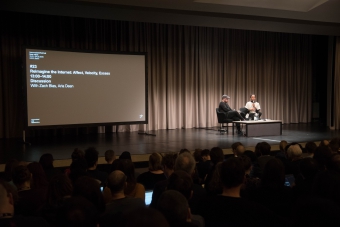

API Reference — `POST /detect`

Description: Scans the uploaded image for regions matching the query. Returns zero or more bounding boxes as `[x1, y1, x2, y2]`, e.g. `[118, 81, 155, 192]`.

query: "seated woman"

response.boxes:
[137, 153, 167, 190]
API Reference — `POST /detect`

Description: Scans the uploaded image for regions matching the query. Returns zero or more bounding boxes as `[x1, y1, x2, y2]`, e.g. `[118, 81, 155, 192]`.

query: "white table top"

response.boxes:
[232, 120, 282, 124]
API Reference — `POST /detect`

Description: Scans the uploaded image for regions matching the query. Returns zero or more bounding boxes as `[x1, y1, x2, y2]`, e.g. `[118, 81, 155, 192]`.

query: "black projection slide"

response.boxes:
[25, 48, 147, 127]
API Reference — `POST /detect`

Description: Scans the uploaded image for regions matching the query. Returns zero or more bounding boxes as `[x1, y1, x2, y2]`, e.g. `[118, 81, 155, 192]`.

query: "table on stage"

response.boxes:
[233, 120, 282, 137]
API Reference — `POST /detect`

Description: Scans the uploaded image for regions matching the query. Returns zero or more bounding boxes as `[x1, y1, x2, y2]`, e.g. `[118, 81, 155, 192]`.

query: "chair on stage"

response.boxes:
[216, 108, 234, 134]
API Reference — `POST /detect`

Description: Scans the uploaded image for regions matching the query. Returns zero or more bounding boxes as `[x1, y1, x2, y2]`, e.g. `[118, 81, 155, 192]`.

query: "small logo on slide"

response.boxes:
[31, 119, 40, 124]
[139, 115, 143, 119]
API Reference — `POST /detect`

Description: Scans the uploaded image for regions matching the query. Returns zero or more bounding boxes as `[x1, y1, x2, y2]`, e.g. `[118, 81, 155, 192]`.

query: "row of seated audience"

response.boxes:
[1, 137, 340, 226]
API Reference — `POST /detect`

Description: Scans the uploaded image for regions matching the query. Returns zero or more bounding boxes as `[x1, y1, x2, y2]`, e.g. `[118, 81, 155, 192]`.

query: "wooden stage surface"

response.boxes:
[1, 123, 339, 170]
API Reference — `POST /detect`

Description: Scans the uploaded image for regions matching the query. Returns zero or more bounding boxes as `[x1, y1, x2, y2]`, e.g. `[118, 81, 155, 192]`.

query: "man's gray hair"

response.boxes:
[222, 95, 230, 99]
[174, 152, 196, 175]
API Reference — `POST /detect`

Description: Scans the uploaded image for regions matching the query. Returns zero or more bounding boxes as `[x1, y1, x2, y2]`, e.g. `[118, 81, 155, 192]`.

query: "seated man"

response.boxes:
[245, 94, 262, 120]
[100, 170, 145, 227]
[219, 94, 244, 135]
[84, 147, 108, 186]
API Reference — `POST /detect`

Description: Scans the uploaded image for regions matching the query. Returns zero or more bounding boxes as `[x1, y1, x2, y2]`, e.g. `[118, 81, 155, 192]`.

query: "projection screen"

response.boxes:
[24, 48, 147, 127]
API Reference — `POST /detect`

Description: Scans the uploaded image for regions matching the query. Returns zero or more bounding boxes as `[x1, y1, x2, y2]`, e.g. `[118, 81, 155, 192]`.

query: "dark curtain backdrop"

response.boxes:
[0, 11, 313, 138]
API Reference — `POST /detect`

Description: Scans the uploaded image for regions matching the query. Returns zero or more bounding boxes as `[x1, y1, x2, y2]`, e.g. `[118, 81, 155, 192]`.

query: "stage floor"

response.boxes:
[1, 123, 339, 167]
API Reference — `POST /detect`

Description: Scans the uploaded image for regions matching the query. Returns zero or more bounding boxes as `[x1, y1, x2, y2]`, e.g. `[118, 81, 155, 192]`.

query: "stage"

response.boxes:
[0, 123, 339, 170]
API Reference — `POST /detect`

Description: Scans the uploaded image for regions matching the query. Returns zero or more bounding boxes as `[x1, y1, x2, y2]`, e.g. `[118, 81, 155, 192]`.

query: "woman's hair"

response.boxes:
[39, 153, 54, 170]
[208, 162, 223, 194]
[119, 151, 132, 160]
[161, 153, 177, 170]
[149, 153, 163, 171]
[193, 149, 202, 162]
[69, 158, 88, 184]
[210, 147, 224, 165]
[71, 148, 85, 161]
[12, 165, 31, 186]
[279, 140, 288, 153]
[27, 162, 49, 189]
[47, 174, 73, 206]
[305, 142, 317, 154]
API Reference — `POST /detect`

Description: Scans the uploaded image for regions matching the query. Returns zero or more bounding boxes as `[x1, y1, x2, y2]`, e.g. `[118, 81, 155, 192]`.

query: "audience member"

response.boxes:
[71, 148, 85, 161]
[119, 151, 132, 160]
[39, 153, 61, 182]
[313, 145, 332, 171]
[105, 149, 116, 164]
[276, 140, 289, 170]
[0, 180, 49, 227]
[206, 162, 223, 195]
[157, 190, 196, 227]
[193, 149, 202, 163]
[256, 142, 274, 173]
[137, 152, 167, 190]
[73, 176, 106, 214]
[41, 174, 73, 226]
[304, 141, 317, 157]
[319, 139, 329, 147]
[12, 165, 46, 216]
[201, 149, 210, 162]
[162, 153, 177, 178]
[110, 159, 145, 199]
[285, 143, 303, 177]
[101, 170, 145, 227]
[231, 142, 245, 157]
[123, 207, 170, 227]
[243, 150, 261, 178]
[150, 153, 177, 208]
[311, 170, 340, 206]
[205, 147, 224, 192]
[57, 196, 99, 227]
[239, 155, 260, 198]
[84, 147, 108, 186]
[27, 162, 49, 193]
[328, 153, 340, 172]
[249, 158, 293, 219]
[167, 170, 204, 227]
[209, 147, 224, 165]
[293, 158, 319, 200]
[329, 137, 340, 153]
[68, 157, 88, 184]
[174, 152, 196, 175]
[174, 152, 206, 214]
[98, 149, 116, 174]
[150, 152, 205, 214]
[3, 159, 19, 189]
[197, 157, 284, 227]
[290, 197, 340, 227]
[179, 148, 190, 154]
[279, 140, 288, 153]
[64, 148, 85, 177]
[196, 149, 213, 184]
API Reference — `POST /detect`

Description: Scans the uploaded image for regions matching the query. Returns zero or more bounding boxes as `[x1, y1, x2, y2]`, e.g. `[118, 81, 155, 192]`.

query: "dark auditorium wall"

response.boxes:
[0, 11, 328, 138]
